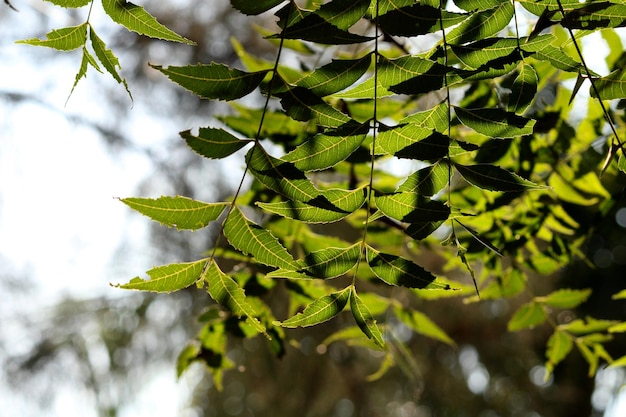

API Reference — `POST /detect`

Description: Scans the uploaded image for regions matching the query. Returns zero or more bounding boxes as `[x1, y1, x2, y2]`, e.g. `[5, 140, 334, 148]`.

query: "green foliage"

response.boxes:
[25, 0, 626, 391]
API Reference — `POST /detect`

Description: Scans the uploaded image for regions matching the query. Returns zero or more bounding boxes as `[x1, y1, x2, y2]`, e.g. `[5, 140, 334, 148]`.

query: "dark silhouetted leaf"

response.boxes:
[181, 127, 252, 159]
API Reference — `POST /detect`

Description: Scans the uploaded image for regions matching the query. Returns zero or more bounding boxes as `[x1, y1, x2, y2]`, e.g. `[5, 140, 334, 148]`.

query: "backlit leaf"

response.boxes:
[446, 2, 514, 45]
[508, 301, 547, 331]
[273, 12, 373, 45]
[592, 68, 626, 100]
[375, 192, 450, 223]
[181, 127, 251, 159]
[280, 86, 353, 127]
[115, 259, 206, 292]
[152, 63, 268, 100]
[230, 0, 285, 15]
[536, 288, 592, 309]
[121, 196, 228, 230]
[454, 163, 542, 192]
[397, 161, 449, 196]
[89, 26, 131, 99]
[314, 0, 371, 30]
[44, 0, 91, 6]
[507, 63, 538, 114]
[300, 243, 361, 278]
[224, 206, 299, 270]
[545, 330, 574, 376]
[534, 46, 585, 74]
[17, 24, 87, 51]
[279, 287, 351, 327]
[295, 55, 371, 96]
[102, 0, 194, 44]
[366, 245, 449, 290]
[559, 317, 618, 336]
[376, 124, 450, 160]
[351, 288, 385, 348]
[377, 4, 466, 37]
[394, 306, 454, 345]
[455, 107, 536, 138]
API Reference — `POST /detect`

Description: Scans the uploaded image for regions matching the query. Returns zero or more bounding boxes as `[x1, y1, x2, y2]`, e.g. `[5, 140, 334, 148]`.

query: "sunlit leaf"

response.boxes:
[592, 68, 626, 100]
[508, 301, 547, 331]
[536, 288, 592, 309]
[44, 0, 91, 6]
[394, 306, 455, 345]
[17, 24, 87, 51]
[375, 192, 450, 223]
[300, 243, 361, 278]
[152, 63, 268, 100]
[454, 163, 542, 192]
[534, 46, 585, 74]
[559, 317, 618, 336]
[280, 86, 354, 127]
[181, 127, 252, 159]
[545, 330, 573, 377]
[224, 206, 299, 270]
[397, 161, 449, 196]
[230, 0, 285, 15]
[446, 2, 514, 45]
[377, 4, 466, 37]
[279, 287, 351, 327]
[454, 107, 535, 138]
[507, 63, 537, 114]
[273, 11, 373, 44]
[114, 259, 206, 292]
[102, 0, 194, 44]
[314, 0, 371, 30]
[366, 245, 450, 290]
[295, 55, 371, 96]
[204, 261, 266, 335]
[453, 0, 507, 12]
[351, 288, 385, 348]
[89, 26, 132, 99]
[375, 124, 450, 160]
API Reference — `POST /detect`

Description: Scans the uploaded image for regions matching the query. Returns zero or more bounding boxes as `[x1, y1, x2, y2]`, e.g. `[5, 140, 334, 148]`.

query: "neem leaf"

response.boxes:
[454, 163, 542, 192]
[204, 261, 266, 335]
[114, 259, 206, 292]
[282, 122, 368, 171]
[256, 187, 366, 224]
[68, 47, 101, 100]
[394, 306, 455, 345]
[230, 0, 285, 15]
[89, 26, 132, 99]
[246, 145, 321, 202]
[351, 289, 385, 348]
[397, 162, 449, 196]
[592, 68, 626, 100]
[375, 125, 450, 160]
[507, 63, 537, 114]
[224, 206, 299, 270]
[280, 86, 353, 127]
[446, 1, 514, 45]
[366, 245, 449, 290]
[121, 196, 228, 230]
[101, 0, 195, 44]
[295, 55, 372, 96]
[17, 24, 87, 51]
[536, 288, 592, 309]
[300, 243, 361, 279]
[508, 301, 547, 331]
[375, 192, 450, 223]
[274, 13, 374, 45]
[44, 0, 91, 6]
[152, 63, 268, 100]
[454, 107, 535, 138]
[279, 287, 351, 327]
[545, 330, 574, 376]
[377, 4, 467, 37]
[315, 0, 371, 30]
[181, 127, 252, 159]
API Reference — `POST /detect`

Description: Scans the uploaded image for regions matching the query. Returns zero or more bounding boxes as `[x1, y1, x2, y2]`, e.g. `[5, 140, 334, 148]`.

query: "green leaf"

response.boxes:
[375, 125, 450, 160]
[592, 68, 626, 100]
[89, 26, 132, 99]
[121, 196, 228, 230]
[230, 0, 285, 15]
[394, 306, 455, 345]
[101, 0, 194, 44]
[204, 261, 266, 335]
[274, 12, 373, 45]
[397, 161, 449, 196]
[300, 243, 361, 278]
[454, 163, 542, 192]
[375, 192, 450, 223]
[612, 289, 626, 300]
[534, 46, 585, 74]
[17, 24, 87, 51]
[508, 302, 547, 331]
[180, 128, 251, 159]
[366, 245, 450, 290]
[455, 220, 503, 257]
[454, 107, 536, 138]
[257, 187, 366, 224]
[446, 2, 514, 45]
[507, 63, 538, 114]
[279, 287, 351, 327]
[314, 0, 371, 30]
[295, 55, 372, 96]
[224, 206, 299, 270]
[152, 63, 268, 100]
[536, 288, 592, 309]
[282, 122, 368, 171]
[44, 0, 91, 6]
[609, 355, 626, 368]
[114, 259, 206, 292]
[68, 47, 101, 99]
[559, 317, 618, 336]
[351, 288, 385, 348]
[246, 145, 321, 202]
[545, 330, 574, 376]
[280, 86, 353, 127]
[399, 102, 450, 132]
[377, 4, 467, 37]
[452, 35, 554, 70]
[176, 341, 201, 378]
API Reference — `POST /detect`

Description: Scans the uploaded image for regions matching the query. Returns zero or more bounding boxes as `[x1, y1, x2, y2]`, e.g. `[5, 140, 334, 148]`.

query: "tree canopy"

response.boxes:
[12, 0, 626, 414]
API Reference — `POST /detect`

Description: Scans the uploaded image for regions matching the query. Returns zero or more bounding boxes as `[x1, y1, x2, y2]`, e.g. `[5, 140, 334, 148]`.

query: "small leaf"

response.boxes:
[279, 287, 351, 327]
[114, 259, 206, 292]
[507, 63, 538, 114]
[350, 288, 385, 348]
[375, 124, 450, 160]
[224, 206, 299, 270]
[17, 24, 87, 51]
[314, 0, 371, 30]
[366, 245, 450, 290]
[101, 0, 195, 44]
[397, 161, 449, 196]
[295, 55, 371, 96]
[181, 127, 251, 159]
[454, 107, 536, 138]
[300, 244, 361, 278]
[89, 26, 132, 99]
[394, 306, 455, 345]
[446, 2, 514, 45]
[274, 13, 374, 45]
[68, 47, 101, 100]
[592, 68, 626, 100]
[545, 330, 574, 376]
[455, 220, 503, 257]
[559, 317, 618, 335]
[44, 0, 91, 6]
[375, 192, 450, 223]
[121, 196, 228, 230]
[612, 289, 626, 300]
[508, 301, 547, 331]
[246, 145, 321, 202]
[230, 0, 285, 15]
[152, 63, 268, 100]
[536, 288, 592, 309]
[454, 163, 542, 192]
[282, 122, 368, 171]
[204, 261, 266, 335]
[280, 86, 353, 128]
[609, 355, 626, 368]
[377, 4, 466, 37]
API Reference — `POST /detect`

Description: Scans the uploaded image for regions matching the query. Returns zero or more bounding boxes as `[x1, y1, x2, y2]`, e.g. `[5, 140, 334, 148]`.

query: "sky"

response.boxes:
[1, 1, 626, 417]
